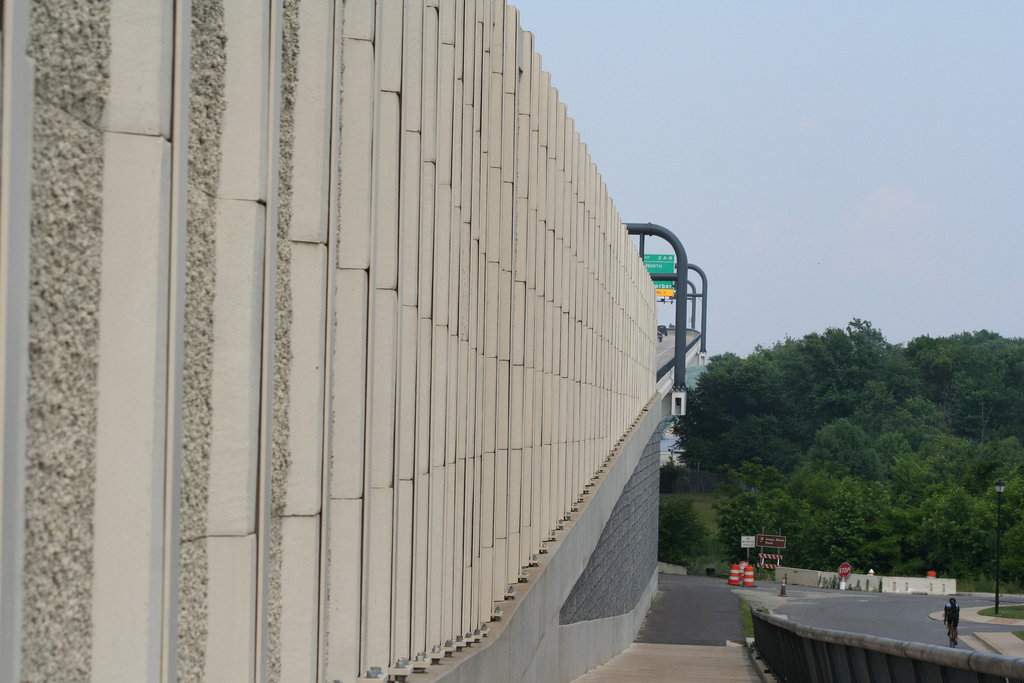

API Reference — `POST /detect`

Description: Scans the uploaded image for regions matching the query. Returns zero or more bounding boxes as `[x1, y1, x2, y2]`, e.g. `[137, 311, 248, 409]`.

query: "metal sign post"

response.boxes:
[626, 223, 689, 391]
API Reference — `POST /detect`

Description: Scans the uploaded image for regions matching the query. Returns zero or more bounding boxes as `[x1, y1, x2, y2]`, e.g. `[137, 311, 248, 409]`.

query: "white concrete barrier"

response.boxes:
[776, 566, 957, 595]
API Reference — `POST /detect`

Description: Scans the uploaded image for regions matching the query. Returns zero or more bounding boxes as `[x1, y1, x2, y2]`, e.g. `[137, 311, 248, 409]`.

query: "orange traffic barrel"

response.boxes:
[728, 564, 741, 586]
[742, 564, 755, 587]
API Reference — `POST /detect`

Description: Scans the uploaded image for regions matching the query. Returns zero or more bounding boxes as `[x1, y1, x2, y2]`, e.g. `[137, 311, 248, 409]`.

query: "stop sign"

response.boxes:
[838, 562, 852, 579]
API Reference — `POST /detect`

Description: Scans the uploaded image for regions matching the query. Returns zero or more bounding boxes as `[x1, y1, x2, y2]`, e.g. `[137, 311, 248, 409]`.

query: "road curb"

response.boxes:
[746, 639, 780, 683]
[973, 631, 1024, 658]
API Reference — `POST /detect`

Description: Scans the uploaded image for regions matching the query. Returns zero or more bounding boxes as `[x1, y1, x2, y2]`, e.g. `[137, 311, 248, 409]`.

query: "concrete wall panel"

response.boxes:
[367, 290, 399, 489]
[285, 242, 328, 515]
[205, 535, 257, 681]
[290, 0, 335, 243]
[400, 132, 422, 304]
[220, 0, 270, 200]
[344, 0, 376, 40]
[105, 0, 173, 136]
[208, 199, 266, 535]
[338, 37, 374, 269]
[396, 304, 420, 481]
[377, 0, 404, 93]
[332, 269, 369, 498]
[90, 129, 171, 681]
[421, 6, 440, 162]
[278, 515, 321, 681]
[374, 92, 402, 290]
[326, 498, 363, 679]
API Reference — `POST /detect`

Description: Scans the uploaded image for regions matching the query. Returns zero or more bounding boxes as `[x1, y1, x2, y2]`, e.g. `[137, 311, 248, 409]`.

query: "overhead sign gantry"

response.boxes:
[627, 223, 707, 415]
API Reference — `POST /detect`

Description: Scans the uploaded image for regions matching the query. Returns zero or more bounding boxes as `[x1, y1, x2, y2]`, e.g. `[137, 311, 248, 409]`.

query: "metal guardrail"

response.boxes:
[752, 607, 1024, 683]
[655, 329, 701, 381]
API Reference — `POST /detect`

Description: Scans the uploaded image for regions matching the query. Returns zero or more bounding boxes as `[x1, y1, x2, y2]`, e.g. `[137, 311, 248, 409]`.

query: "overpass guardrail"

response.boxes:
[656, 329, 702, 382]
[752, 607, 1024, 683]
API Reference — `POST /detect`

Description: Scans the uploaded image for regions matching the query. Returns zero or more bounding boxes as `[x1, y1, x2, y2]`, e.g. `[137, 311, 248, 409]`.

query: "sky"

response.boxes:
[511, 1, 1024, 357]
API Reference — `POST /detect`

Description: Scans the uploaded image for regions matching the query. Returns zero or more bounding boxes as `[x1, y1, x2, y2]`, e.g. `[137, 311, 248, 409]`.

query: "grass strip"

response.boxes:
[978, 605, 1024, 619]
[741, 599, 755, 640]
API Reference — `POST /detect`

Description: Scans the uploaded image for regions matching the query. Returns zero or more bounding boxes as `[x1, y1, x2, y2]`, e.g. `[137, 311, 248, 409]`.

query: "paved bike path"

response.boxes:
[636, 574, 747, 645]
[572, 574, 762, 682]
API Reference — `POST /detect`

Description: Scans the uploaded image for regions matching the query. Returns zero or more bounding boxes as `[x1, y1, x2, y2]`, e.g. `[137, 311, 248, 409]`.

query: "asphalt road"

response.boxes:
[734, 582, 1024, 651]
[655, 331, 675, 367]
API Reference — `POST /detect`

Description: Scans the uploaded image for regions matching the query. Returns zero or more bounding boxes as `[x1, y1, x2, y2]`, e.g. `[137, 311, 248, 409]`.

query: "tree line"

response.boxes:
[672, 320, 1024, 581]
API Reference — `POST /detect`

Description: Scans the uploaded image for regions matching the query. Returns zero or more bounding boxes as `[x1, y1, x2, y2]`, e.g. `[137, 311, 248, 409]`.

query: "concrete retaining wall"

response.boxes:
[559, 424, 660, 625]
[423, 393, 668, 682]
[0, 2, 661, 681]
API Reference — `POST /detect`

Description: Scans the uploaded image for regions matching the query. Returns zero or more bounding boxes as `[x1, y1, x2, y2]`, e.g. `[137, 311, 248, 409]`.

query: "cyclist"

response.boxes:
[944, 597, 960, 647]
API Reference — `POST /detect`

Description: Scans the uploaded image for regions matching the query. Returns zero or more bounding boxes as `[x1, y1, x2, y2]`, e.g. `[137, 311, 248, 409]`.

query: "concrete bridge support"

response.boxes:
[0, 1, 664, 681]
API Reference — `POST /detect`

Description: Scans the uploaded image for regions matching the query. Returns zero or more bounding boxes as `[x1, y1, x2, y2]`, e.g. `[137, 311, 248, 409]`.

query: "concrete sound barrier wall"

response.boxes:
[0, 1, 660, 681]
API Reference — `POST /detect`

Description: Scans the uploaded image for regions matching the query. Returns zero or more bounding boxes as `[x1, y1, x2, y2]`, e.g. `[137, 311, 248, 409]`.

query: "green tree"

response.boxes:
[658, 497, 709, 566]
[677, 323, 1024, 581]
[904, 485, 989, 577]
[714, 492, 775, 555]
[805, 418, 883, 480]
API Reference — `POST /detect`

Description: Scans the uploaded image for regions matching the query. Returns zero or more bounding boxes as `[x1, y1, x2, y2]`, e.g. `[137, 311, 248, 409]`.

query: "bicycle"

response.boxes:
[944, 598, 960, 647]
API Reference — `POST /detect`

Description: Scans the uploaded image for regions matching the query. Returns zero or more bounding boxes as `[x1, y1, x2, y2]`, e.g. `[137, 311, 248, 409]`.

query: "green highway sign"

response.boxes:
[643, 254, 675, 296]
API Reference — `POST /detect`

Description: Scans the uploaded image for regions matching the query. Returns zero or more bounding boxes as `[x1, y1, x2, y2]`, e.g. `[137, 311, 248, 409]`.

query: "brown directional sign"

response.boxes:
[756, 534, 786, 548]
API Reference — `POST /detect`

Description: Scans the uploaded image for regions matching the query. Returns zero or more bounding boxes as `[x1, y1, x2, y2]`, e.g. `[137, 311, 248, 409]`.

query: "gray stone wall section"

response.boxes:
[21, 1, 110, 679]
[29, 0, 109, 127]
[558, 427, 660, 625]
[178, 0, 227, 679]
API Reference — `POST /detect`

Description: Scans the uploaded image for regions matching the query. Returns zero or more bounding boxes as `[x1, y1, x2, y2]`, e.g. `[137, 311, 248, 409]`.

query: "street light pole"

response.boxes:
[995, 480, 1006, 615]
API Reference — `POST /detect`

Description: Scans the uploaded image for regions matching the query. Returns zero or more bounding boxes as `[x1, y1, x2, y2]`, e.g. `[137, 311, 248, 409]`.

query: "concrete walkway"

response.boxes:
[571, 642, 761, 682]
[572, 575, 762, 682]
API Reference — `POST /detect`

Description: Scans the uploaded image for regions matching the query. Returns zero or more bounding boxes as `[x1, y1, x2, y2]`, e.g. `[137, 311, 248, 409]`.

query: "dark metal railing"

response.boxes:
[655, 331, 701, 382]
[752, 608, 1024, 683]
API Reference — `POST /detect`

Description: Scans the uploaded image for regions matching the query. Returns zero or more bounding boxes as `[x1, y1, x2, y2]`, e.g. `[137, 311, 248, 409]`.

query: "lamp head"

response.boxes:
[995, 480, 1006, 495]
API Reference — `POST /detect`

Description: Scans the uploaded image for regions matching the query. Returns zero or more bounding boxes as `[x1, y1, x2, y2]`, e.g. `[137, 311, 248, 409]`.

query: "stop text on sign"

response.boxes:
[756, 534, 786, 548]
